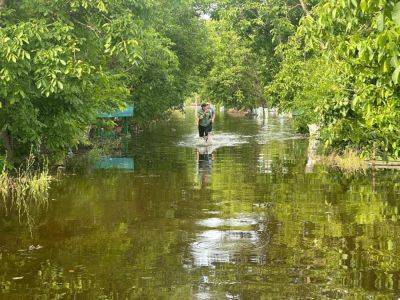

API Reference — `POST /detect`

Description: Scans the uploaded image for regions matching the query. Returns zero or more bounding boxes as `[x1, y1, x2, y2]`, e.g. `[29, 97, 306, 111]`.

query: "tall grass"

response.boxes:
[319, 149, 368, 172]
[0, 154, 52, 233]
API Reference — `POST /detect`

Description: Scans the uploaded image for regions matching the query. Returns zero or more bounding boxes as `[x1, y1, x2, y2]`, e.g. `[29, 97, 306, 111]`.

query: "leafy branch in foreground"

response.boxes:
[267, 0, 400, 158]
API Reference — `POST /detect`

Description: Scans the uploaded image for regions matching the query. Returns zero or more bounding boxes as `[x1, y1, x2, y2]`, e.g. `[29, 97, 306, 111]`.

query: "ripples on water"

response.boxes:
[192, 214, 263, 267]
[178, 132, 249, 150]
[255, 121, 305, 144]
[1, 110, 400, 299]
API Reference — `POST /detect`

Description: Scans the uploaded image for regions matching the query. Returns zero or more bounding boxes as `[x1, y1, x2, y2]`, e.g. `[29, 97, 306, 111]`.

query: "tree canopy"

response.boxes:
[201, 0, 400, 159]
[266, 0, 400, 158]
[1, 0, 399, 163]
[0, 0, 212, 164]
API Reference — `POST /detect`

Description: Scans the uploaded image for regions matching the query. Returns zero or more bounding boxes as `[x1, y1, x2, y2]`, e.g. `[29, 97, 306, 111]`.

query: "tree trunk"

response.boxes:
[0, 130, 14, 164]
[0, 0, 5, 9]
[299, 0, 310, 15]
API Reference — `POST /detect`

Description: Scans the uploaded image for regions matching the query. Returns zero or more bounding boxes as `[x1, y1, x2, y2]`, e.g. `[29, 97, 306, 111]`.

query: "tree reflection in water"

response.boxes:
[1, 110, 400, 298]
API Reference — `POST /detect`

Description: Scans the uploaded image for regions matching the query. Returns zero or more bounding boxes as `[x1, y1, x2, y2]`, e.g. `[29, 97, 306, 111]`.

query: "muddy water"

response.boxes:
[1, 109, 400, 299]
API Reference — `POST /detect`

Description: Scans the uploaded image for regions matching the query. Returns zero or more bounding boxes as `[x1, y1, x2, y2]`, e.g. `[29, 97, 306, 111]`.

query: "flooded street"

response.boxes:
[1, 109, 400, 298]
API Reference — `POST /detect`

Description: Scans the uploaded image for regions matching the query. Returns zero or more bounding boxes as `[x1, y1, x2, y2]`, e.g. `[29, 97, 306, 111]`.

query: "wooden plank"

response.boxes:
[368, 161, 400, 169]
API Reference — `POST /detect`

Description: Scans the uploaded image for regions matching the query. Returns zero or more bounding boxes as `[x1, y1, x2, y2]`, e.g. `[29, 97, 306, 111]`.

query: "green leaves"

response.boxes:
[392, 66, 400, 84]
[0, 0, 213, 164]
[265, 0, 400, 158]
[392, 2, 400, 26]
[360, 0, 367, 12]
[202, 0, 316, 109]
[202, 23, 264, 109]
[96, 0, 107, 12]
[377, 11, 384, 31]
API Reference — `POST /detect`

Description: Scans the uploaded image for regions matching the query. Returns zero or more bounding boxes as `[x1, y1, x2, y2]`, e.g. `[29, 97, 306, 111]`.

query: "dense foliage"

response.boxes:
[1, 0, 399, 162]
[202, 22, 264, 108]
[0, 0, 211, 164]
[267, 0, 400, 158]
[202, 0, 315, 108]
[201, 0, 400, 158]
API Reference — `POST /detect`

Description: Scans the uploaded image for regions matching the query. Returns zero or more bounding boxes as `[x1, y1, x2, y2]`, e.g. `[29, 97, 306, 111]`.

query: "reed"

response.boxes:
[0, 154, 52, 229]
[319, 149, 368, 172]
[0, 168, 9, 212]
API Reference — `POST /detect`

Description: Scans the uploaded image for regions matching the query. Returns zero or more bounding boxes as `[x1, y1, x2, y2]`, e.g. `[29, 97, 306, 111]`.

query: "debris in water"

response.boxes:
[12, 277, 23, 280]
[28, 245, 43, 251]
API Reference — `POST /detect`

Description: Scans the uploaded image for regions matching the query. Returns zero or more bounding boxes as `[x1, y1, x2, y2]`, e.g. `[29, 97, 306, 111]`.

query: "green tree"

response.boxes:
[132, 0, 213, 122]
[202, 0, 320, 109]
[0, 0, 213, 164]
[202, 22, 264, 108]
[268, 0, 400, 158]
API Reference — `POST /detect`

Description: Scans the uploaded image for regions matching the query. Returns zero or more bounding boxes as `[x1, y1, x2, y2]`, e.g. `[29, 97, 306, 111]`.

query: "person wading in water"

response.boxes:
[197, 103, 215, 142]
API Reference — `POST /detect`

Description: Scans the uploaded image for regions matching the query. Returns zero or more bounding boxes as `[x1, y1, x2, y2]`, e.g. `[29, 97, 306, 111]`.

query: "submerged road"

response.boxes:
[1, 109, 400, 298]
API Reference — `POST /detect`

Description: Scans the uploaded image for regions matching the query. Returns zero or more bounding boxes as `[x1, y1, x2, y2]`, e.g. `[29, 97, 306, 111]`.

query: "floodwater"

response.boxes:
[1, 109, 400, 299]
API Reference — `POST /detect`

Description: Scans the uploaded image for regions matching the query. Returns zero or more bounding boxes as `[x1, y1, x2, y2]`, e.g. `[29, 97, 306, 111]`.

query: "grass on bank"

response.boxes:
[0, 154, 52, 221]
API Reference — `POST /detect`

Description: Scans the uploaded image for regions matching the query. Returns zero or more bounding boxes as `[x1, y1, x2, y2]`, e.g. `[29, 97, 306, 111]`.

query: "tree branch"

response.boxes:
[299, 0, 310, 15]
[72, 18, 100, 38]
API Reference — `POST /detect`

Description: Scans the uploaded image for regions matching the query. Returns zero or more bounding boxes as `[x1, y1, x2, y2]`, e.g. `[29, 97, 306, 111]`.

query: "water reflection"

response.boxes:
[1, 109, 400, 298]
[192, 215, 264, 267]
[95, 156, 134, 170]
[196, 145, 216, 188]
[191, 229, 261, 266]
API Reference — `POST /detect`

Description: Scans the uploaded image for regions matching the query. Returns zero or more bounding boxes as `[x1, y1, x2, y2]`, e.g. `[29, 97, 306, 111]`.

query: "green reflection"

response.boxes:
[0, 110, 400, 298]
